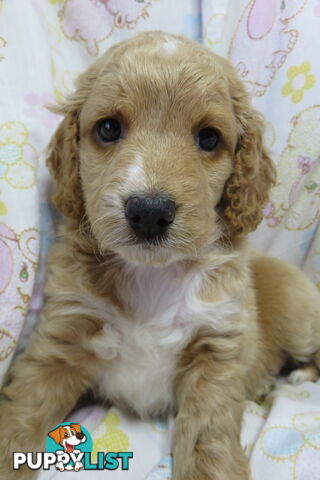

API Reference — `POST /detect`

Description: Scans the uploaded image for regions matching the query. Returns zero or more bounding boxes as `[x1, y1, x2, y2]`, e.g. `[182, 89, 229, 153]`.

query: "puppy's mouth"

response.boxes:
[65, 442, 75, 454]
[133, 234, 168, 249]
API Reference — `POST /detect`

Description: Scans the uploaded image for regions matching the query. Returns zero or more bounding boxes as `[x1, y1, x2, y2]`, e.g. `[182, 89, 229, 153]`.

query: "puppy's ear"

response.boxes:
[70, 423, 81, 433]
[46, 46, 122, 220]
[46, 107, 84, 220]
[48, 426, 63, 445]
[219, 68, 276, 239]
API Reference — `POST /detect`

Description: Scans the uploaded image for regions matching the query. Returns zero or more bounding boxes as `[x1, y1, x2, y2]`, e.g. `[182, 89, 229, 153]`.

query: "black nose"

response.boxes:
[125, 194, 176, 241]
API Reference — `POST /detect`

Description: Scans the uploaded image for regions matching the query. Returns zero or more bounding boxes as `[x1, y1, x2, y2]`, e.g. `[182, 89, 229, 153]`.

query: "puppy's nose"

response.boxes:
[125, 194, 176, 240]
[76, 432, 84, 440]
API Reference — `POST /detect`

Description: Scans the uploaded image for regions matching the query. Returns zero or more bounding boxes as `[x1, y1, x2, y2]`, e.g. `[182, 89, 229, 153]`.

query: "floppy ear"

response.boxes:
[70, 423, 81, 433]
[46, 108, 84, 220]
[219, 70, 276, 239]
[46, 46, 122, 221]
[48, 426, 63, 445]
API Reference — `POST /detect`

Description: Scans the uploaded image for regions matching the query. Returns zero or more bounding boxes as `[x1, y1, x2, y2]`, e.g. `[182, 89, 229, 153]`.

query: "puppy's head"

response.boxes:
[48, 423, 85, 452]
[47, 31, 275, 266]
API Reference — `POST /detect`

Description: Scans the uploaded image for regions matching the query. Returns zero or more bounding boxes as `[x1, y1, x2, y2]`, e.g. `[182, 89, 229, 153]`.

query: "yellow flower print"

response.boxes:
[0, 198, 7, 215]
[282, 62, 316, 104]
[92, 411, 129, 461]
[0, 122, 38, 189]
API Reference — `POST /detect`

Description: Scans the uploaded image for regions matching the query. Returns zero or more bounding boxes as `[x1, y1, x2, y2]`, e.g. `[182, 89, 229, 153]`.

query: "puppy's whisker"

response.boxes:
[89, 213, 117, 237]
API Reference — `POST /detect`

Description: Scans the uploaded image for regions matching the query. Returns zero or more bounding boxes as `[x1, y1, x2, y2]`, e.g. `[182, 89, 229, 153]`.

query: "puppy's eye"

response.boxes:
[64, 433, 69, 438]
[96, 118, 121, 143]
[198, 127, 220, 152]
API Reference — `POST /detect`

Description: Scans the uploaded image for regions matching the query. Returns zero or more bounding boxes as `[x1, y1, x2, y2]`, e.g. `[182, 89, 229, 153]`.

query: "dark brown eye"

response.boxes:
[64, 432, 69, 438]
[96, 118, 121, 143]
[198, 127, 220, 152]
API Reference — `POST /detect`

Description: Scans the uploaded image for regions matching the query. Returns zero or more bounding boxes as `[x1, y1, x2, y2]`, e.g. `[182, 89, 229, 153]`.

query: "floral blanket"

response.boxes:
[0, 1, 319, 479]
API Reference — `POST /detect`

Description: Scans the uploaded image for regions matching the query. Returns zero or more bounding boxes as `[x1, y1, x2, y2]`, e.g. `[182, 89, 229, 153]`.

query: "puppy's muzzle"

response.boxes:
[125, 194, 176, 242]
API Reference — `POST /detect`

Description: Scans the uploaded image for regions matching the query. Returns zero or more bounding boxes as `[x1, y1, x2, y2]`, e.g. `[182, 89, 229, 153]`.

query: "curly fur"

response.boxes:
[47, 111, 84, 219]
[0, 32, 319, 480]
[47, 33, 276, 241]
[221, 108, 276, 237]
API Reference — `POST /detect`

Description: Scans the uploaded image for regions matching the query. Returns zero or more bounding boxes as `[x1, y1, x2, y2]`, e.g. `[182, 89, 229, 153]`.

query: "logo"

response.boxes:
[13, 422, 133, 472]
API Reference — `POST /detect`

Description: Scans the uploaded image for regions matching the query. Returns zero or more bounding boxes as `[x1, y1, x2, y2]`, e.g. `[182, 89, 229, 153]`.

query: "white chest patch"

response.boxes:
[87, 263, 238, 417]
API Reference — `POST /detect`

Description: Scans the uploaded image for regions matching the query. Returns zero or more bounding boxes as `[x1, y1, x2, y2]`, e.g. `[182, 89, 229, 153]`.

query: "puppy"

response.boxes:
[48, 423, 86, 471]
[1, 31, 320, 480]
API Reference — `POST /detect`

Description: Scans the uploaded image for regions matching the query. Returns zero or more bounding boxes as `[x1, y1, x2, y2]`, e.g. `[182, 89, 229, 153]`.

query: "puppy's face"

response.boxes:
[48, 424, 86, 453]
[48, 32, 275, 267]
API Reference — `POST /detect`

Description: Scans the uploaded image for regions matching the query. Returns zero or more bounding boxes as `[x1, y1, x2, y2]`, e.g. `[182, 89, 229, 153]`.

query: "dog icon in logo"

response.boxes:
[48, 423, 86, 471]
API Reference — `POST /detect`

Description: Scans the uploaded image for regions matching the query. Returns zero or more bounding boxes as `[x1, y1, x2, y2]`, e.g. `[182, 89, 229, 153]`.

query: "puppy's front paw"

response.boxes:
[173, 441, 250, 480]
[56, 461, 65, 471]
[74, 461, 84, 471]
[0, 403, 40, 480]
[0, 463, 36, 480]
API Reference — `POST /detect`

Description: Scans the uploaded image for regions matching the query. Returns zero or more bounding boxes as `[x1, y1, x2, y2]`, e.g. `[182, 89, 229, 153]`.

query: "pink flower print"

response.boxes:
[263, 200, 277, 227]
[289, 156, 315, 206]
[298, 155, 314, 175]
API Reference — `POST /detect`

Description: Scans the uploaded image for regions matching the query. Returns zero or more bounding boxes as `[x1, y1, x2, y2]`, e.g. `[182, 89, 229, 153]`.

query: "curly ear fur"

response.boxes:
[46, 59, 104, 220]
[47, 41, 276, 235]
[46, 110, 84, 220]
[46, 48, 120, 221]
[220, 69, 276, 239]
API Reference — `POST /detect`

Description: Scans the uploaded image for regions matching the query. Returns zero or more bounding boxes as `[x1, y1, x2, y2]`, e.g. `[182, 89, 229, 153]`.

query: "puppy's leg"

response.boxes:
[252, 254, 320, 382]
[288, 363, 319, 385]
[173, 330, 250, 480]
[0, 309, 101, 480]
[288, 351, 320, 385]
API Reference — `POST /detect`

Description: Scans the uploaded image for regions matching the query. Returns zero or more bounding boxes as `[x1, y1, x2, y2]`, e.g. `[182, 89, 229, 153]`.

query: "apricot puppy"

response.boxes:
[1, 31, 320, 480]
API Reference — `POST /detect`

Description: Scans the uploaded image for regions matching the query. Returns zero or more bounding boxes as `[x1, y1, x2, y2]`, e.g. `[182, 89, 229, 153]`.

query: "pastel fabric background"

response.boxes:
[0, 1, 319, 479]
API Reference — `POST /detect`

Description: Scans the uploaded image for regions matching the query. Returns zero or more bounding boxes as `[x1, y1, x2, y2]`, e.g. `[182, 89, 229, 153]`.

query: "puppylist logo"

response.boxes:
[13, 422, 133, 472]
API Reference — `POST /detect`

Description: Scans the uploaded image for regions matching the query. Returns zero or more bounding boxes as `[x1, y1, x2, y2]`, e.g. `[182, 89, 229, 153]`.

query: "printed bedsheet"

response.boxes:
[1, 1, 320, 478]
